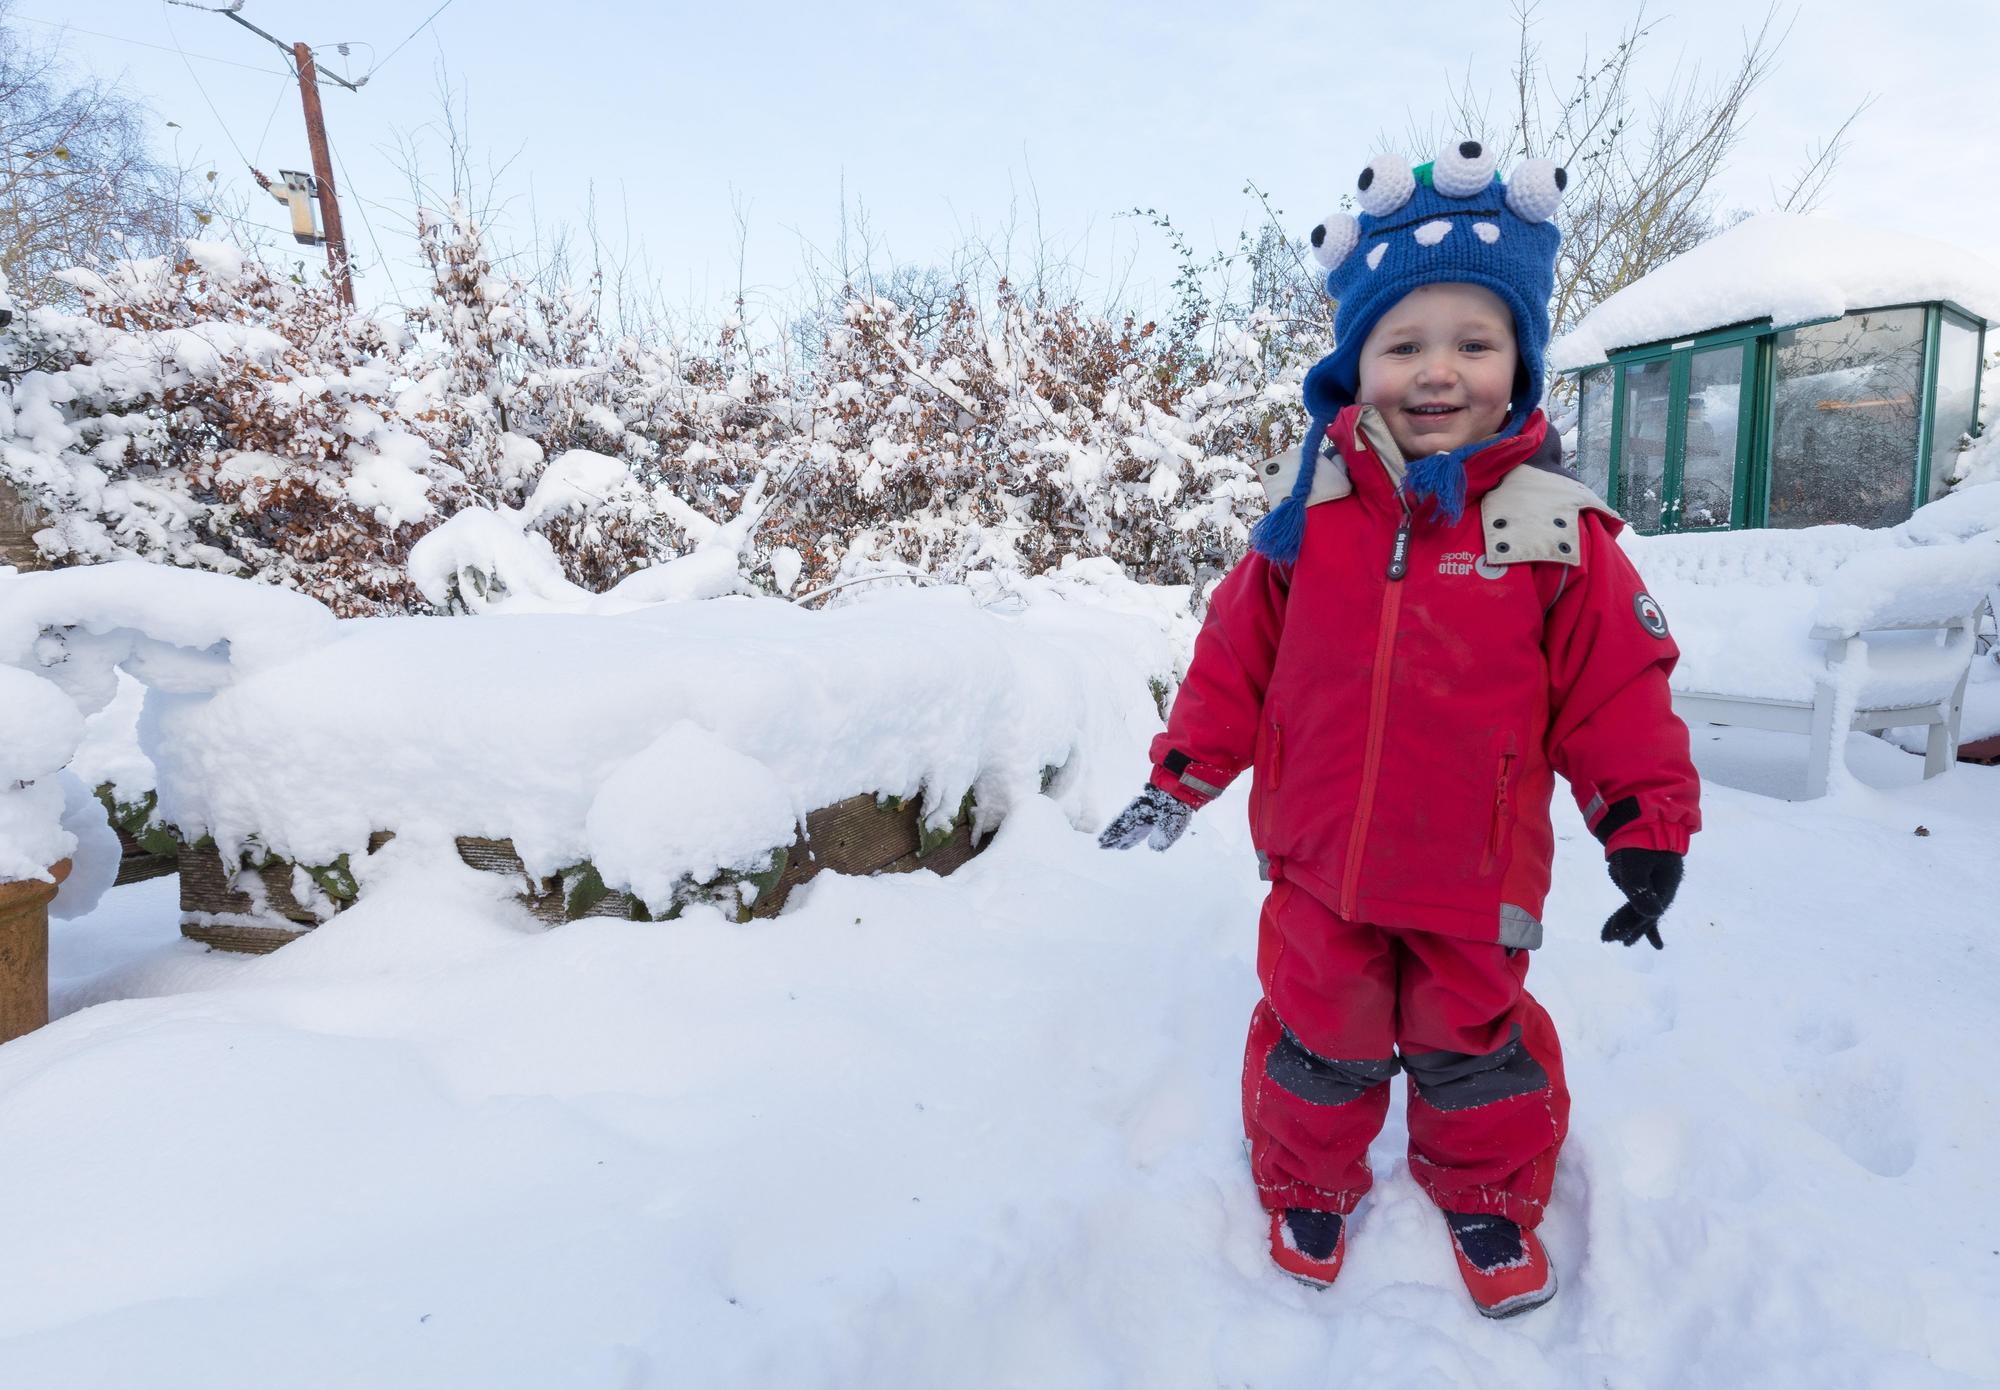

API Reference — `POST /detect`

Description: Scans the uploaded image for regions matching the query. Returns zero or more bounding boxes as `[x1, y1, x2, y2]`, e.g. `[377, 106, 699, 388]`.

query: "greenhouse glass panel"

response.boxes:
[1678, 345, 1745, 529]
[1616, 358, 1672, 531]
[1766, 307, 1924, 530]
[1576, 366, 1613, 498]
[1926, 313, 1982, 500]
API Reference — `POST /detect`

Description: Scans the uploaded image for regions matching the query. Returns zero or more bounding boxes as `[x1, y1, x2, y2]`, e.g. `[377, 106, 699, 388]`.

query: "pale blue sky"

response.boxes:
[16, 0, 1992, 331]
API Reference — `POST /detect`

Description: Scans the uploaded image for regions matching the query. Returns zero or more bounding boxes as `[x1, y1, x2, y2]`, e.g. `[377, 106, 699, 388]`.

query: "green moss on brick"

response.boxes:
[560, 862, 611, 920]
[303, 855, 359, 902]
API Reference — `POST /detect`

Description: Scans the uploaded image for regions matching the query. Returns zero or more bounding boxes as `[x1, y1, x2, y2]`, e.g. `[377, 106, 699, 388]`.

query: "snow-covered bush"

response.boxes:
[786, 285, 1296, 594]
[1, 218, 1319, 615]
[0, 243, 454, 613]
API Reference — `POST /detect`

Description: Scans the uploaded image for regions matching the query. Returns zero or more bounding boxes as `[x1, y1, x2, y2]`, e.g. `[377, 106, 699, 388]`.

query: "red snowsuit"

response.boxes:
[1152, 404, 1700, 1227]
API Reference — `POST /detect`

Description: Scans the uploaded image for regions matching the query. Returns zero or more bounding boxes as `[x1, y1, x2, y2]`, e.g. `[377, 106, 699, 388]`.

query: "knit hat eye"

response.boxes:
[1354, 155, 1415, 217]
[1504, 158, 1568, 222]
[1433, 139, 1499, 196]
[1309, 213, 1360, 270]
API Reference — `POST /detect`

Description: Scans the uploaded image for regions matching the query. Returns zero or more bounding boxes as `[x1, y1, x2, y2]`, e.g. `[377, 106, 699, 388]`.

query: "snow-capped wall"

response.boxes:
[0, 560, 1177, 918]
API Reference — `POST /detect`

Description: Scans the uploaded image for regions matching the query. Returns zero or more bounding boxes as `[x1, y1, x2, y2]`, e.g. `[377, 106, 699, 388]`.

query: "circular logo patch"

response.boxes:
[1474, 556, 1509, 581]
[1634, 592, 1669, 639]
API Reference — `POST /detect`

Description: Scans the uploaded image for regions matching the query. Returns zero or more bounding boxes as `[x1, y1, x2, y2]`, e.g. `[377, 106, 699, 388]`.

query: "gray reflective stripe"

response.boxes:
[1265, 1027, 1399, 1107]
[1179, 770, 1224, 798]
[1584, 793, 1606, 822]
[1499, 903, 1544, 950]
[1256, 850, 1271, 881]
[1403, 1025, 1550, 1112]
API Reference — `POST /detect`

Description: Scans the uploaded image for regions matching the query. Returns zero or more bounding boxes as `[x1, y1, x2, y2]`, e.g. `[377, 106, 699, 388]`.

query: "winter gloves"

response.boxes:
[1601, 848, 1684, 950]
[1098, 786, 1192, 852]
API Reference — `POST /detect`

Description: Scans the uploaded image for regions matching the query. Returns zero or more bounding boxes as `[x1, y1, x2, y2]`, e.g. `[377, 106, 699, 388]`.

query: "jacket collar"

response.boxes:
[1330, 406, 1553, 513]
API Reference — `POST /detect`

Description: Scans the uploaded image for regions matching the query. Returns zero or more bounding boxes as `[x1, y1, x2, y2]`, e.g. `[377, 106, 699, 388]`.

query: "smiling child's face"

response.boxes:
[1354, 282, 1519, 460]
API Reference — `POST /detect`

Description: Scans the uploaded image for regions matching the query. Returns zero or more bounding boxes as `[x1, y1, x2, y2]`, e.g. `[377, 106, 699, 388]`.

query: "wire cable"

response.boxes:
[252, 64, 296, 168]
[331, 139, 409, 309]
[358, 0, 455, 84]
[158, 0, 258, 175]
[9, 13, 288, 74]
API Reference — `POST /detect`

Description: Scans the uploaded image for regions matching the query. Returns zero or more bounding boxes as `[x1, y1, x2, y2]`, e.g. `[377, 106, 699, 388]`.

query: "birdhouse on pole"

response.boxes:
[266, 169, 325, 246]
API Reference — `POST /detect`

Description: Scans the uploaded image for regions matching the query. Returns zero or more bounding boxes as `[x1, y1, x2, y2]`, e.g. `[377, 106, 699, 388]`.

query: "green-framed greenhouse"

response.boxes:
[1552, 215, 1998, 534]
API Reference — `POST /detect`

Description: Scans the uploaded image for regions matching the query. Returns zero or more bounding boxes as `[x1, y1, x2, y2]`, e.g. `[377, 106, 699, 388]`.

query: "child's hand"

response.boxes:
[1097, 786, 1192, 852]
[1599, 848, 1684, 949]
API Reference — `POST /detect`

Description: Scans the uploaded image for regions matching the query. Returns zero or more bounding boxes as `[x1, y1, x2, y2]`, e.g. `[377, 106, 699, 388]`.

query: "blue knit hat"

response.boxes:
[1253, 142, 1567, 564]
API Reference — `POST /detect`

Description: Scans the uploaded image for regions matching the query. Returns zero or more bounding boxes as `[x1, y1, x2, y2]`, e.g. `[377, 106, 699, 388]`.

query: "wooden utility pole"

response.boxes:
[170, 2, 363, 305]
[290, 42, 353, 306]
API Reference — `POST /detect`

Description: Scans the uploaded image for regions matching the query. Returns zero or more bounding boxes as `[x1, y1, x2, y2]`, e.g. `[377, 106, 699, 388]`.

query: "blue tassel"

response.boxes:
[1250, 416, 1331, 565]
[1404, 450, 1469, 526]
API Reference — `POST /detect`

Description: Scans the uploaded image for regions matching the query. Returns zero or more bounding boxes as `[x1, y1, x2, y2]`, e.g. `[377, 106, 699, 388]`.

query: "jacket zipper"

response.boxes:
[1339, 482, 1413, 918]
[1479, 750, 1517, 875]
[1257, 722, 1283, 843]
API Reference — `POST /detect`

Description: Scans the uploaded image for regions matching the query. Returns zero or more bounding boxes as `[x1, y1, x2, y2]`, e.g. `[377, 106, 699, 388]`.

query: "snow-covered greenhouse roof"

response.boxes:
[1549, 213, 2000, 371]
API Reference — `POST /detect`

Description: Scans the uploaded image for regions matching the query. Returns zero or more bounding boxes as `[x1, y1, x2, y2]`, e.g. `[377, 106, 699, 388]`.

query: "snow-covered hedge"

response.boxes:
[1, 211, 1314, 616]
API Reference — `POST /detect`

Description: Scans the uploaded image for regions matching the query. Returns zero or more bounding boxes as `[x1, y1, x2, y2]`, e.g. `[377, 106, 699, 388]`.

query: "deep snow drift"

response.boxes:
[2, 723, 1996, 1389]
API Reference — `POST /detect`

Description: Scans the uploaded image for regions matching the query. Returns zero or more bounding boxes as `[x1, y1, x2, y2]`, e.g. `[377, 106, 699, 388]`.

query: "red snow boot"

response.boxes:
[1268, 1208, 1346, 1288]
[1444, 1211, 1556, 1318]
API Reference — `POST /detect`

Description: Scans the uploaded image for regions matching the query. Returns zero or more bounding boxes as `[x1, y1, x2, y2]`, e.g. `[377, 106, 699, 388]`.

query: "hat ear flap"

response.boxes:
[1310, 213, 1360, 271]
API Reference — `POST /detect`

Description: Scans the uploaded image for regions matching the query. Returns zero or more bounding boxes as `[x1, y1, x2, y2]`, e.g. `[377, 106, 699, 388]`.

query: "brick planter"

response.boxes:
[0, 859, 70, 1044]
[179, 785, 1005, 953]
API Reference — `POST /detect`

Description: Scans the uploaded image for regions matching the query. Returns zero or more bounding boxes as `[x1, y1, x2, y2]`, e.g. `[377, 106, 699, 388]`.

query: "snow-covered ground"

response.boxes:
[3, 722, 1996, 1389]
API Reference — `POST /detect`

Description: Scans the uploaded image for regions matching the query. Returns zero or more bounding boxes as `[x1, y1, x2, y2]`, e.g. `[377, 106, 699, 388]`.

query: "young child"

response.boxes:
[1100, 143, 1701, 1318]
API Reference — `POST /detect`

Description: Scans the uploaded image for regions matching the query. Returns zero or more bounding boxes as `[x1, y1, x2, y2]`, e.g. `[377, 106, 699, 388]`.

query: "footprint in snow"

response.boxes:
[1795, 1049, 1919, 1179]
[1791, 1013, 1861, 1055]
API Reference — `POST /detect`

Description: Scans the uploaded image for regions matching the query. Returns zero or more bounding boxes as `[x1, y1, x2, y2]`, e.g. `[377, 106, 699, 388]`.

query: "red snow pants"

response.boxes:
[1241, 880, 1570, 1229]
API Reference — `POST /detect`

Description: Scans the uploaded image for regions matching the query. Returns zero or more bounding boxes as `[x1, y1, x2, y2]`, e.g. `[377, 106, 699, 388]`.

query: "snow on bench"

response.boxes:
[1625, 490, 2000, 797]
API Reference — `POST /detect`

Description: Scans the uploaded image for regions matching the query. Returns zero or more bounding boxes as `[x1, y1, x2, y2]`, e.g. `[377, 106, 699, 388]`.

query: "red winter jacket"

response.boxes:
[1150, 405, 1700, 948]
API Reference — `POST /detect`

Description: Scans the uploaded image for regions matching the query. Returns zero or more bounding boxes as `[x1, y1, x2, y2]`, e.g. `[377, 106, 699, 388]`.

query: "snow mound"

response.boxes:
[0, 663, 83, 783]
[0, 562, 336, 714]
[1551, 214, 2000, 369]
[22, 567, 1166, 907]
[585, 721, 797, 915]
[0, 665, 84, 882]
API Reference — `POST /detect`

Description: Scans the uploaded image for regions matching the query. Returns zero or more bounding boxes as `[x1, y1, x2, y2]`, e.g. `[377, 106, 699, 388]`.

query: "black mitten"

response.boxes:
[1097, 785, 1193, 852]
[1600, 848, 1684, 950]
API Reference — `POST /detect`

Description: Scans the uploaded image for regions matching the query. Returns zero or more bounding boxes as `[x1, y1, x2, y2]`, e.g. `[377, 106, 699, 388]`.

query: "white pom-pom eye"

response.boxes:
[1310, 213, 1359, 270]
[1355, 155, 1415, 217]
[1433, 139, 1499, 197]
[1505, 158, 1568, 222]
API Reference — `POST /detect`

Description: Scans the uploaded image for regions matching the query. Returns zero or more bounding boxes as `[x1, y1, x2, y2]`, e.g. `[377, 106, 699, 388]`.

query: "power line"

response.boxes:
[10, 13, 289, 75]
[159, 0, 257, 175]
[332, 139, 408, 309]
[358, 0, 455, 84]
[251, 65, 295, 168]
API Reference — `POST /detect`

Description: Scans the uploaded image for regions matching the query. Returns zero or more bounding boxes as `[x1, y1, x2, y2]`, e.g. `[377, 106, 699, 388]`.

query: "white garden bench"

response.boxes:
[1626, 524, 2000, 799]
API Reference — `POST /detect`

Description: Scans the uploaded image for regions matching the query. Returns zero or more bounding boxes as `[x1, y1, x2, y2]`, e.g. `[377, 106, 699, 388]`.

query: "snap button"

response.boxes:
[1553, 517, 1568, 528]
[1492, 518, 1509, 529]
[1265, 461, 1280, 475]
[1496, 542, 1511, 553]
[1558, 542, 1572, 554]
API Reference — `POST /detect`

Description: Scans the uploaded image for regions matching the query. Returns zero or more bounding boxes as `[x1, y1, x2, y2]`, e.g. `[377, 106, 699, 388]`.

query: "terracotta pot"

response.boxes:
[0, 859, 70, 1045]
